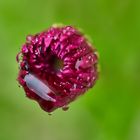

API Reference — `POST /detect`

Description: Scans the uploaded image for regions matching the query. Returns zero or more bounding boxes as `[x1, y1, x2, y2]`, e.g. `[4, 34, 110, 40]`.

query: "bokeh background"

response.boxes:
[0, 0, 140, 140]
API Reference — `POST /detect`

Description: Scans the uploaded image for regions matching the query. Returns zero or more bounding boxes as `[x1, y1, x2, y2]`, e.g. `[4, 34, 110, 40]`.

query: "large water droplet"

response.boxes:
[24, 73, 56, 102]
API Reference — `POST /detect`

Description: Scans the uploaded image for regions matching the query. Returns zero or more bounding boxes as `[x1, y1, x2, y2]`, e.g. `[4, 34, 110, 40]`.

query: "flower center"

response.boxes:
[53, 56, 63, 71]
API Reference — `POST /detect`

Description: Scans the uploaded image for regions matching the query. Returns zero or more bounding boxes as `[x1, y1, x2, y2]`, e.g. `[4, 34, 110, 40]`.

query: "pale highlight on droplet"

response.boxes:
[24, 74, 56, 102]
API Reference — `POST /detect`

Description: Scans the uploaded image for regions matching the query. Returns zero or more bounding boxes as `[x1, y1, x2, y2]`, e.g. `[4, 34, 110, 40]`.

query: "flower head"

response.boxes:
[16, 25, 98, 112]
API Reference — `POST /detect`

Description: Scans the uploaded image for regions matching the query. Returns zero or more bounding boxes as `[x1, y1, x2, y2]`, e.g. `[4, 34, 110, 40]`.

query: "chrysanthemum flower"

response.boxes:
[16, 25, 98, 113]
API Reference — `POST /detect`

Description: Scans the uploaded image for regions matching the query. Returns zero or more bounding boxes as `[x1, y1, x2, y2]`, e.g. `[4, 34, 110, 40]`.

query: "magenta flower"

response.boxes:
[16, 25, 98, 113]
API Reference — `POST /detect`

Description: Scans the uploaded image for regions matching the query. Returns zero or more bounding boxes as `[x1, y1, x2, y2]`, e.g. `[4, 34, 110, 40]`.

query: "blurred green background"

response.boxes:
[0, 0, 140, 140]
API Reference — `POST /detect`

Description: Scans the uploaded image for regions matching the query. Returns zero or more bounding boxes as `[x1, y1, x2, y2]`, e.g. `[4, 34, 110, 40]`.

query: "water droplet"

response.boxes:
[24, 74, 56, 102]
[73, 83, 77, 89]
[87, 76, 90, 81]
[16, 52, 22, 63]
[62, 105, 69, 111]
[75, 59, 82, 70]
